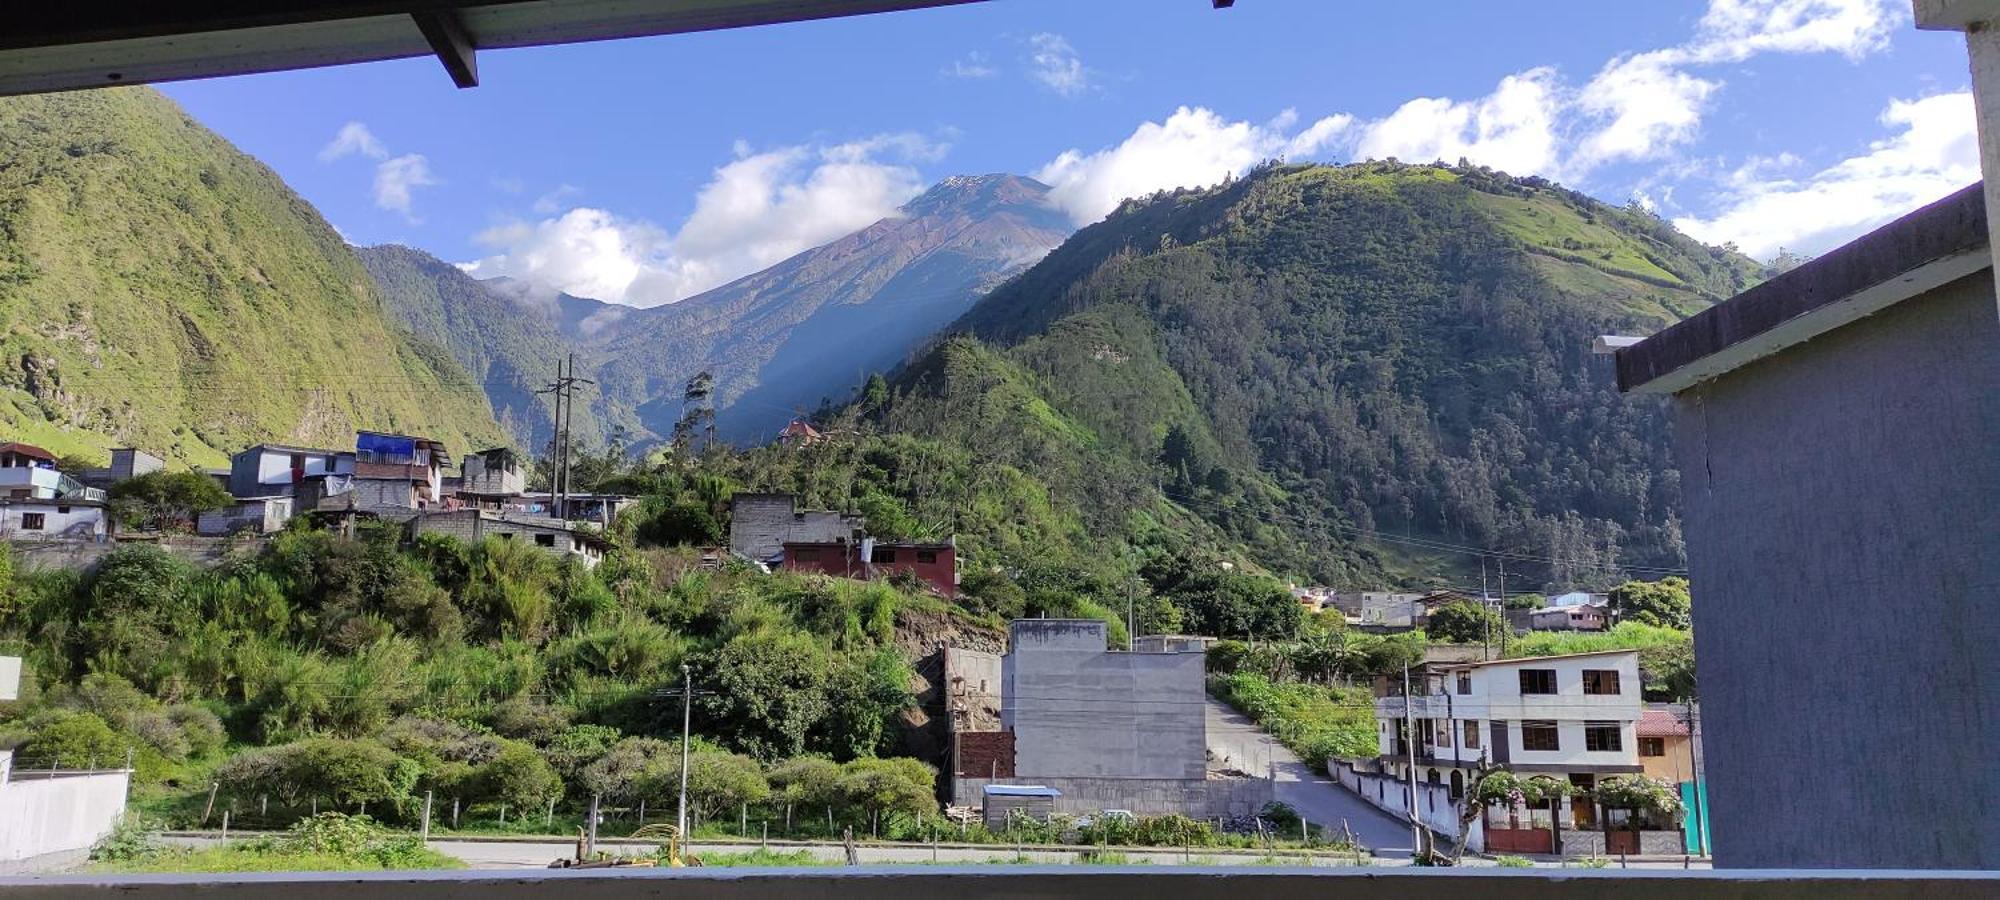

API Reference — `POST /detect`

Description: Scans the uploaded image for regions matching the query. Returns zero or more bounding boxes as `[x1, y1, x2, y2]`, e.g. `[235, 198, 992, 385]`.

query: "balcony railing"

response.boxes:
[3, 866, 1994, 897]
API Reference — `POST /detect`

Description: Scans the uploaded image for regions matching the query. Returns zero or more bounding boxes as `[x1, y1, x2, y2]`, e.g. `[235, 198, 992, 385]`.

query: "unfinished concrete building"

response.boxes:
[949, 620, 1269, 818]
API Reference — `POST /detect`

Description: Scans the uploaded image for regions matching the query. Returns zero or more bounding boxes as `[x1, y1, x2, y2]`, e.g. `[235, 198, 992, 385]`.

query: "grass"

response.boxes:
[96, 846, 464, 874]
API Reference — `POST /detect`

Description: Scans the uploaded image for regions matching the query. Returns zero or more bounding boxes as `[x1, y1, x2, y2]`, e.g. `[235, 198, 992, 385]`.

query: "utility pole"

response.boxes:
[1402, 662, 1422, 854]
[650, 665, 711, 840]
[1685, 700, 1708, 856]
[537, 354, 594, 520]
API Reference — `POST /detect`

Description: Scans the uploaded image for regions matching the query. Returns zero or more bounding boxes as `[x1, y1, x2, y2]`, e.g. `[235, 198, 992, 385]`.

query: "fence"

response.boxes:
[1329, 761, 1480, 852]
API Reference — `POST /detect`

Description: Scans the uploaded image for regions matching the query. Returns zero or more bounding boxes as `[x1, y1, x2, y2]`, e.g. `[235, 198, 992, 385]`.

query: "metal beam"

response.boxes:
[411, 8, 477, 87]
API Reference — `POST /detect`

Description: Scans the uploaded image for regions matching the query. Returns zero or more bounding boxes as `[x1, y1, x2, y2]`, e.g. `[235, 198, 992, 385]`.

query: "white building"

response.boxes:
[0, 657, 131, 873]
[225, 442, 353, 498]
[1372, 649, 1644, 814]
[0, 499, 106, 541]
[0, 443, 105, 503]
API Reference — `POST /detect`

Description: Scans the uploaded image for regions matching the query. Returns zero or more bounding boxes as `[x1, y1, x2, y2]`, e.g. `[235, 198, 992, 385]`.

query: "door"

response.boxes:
[1606, 829, 1640, 855]
[1489, 722, 1510, 764]
[1569, 774, 1596, 828]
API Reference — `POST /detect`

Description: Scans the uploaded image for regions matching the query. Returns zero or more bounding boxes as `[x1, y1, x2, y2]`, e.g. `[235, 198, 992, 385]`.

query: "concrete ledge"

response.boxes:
[5, 867, 1999, 899]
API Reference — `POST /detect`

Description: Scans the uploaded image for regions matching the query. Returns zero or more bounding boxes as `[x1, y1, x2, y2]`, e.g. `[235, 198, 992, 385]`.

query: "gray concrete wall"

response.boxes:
[9, 537, 250, 573]
[954, 776, 1272, 819]
[1002, 621, 1206, 782]
[1671, 270, 2000, 868]
[727, 494, 859, 562]
[945, 648, 1003, 732]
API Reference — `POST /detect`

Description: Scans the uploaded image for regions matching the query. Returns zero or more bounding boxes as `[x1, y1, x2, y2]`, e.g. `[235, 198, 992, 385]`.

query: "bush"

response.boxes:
[1208, 672, 1375, 764]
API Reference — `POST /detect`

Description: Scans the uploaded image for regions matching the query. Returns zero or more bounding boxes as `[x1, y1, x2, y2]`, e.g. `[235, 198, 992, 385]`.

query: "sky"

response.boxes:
[162, 0, 1975, 309]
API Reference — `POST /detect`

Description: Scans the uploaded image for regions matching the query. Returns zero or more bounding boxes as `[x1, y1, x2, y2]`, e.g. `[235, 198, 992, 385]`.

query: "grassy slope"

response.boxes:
[914, 162, 1765, 588]
[0, 89, 504, 465]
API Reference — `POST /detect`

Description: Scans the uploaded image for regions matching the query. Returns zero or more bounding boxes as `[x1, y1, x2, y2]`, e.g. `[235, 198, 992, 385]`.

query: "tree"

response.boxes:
[1594, 774, 1684, 824]
[1608, 577, 1691, 630]
[694, 631, 831, 760]
[1425, 601, 1504, 644]
[106, 471, 232, 532]
[474, 740, 563, 811]
[684, 750, 769, 823]
[1501, 593, 1546, 611]
[837, 756, 934, 824]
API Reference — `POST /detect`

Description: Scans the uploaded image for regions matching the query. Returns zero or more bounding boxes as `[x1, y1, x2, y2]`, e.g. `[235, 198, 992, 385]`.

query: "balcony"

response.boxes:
[3, 866, 1993, 897]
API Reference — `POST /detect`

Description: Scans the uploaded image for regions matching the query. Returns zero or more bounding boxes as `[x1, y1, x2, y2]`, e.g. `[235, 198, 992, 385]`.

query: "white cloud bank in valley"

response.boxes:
[462, 134, 943, 307]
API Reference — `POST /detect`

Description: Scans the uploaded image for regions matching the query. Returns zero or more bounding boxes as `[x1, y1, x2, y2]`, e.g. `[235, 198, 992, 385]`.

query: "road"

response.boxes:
[1204, 699, 1416, 857]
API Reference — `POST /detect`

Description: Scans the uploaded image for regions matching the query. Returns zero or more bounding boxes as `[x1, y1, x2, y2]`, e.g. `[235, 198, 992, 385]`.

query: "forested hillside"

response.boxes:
[886, 162, 1766, 587]
[0, 88, 506, 464]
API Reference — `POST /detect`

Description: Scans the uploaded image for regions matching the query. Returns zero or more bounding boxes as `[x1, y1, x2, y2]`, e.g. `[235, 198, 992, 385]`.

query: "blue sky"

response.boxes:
[162, 0, 1973, 308]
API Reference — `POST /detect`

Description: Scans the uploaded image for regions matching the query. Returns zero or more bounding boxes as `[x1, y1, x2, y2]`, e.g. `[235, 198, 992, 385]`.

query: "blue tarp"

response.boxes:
[357, 432, 416, 463]
[983, 785, 1060, 798]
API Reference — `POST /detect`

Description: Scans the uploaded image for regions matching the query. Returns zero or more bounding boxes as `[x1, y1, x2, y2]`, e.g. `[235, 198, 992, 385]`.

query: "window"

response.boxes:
[793, 547, 821, 562]
[20, 512, 44, 530]
[870, 547, 898, 564]
[1582, 669, 1622, 695]
[1640, 737, 1666, 757]
[916, 550, 939, 564]
[56, 505, 69, 514]
[1456, 672, 1471, 694]
[1521, 721, 1560, 751]
[534, 534, 556, 547]
[1462, 720, 1480, 749]
[1518, 669, 1557, 694]
[1585, 722, 1623, 752]
[1435, 719, 1452, 748]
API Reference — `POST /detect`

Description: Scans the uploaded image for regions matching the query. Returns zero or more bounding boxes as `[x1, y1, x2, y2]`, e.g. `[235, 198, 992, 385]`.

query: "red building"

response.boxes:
[781, 538, 957, 598]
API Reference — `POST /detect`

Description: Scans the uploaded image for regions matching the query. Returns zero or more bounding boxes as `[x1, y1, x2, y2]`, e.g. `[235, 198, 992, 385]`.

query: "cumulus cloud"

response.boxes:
[373, 154, 437, 219]
[1034, 106, 1351, 225]
[319, 122, 439, 220]
[1672, 91, 1976, 258]
[1354, 69, 1564, 178]
[1685, 0, 1904, 62]
[532, 184, 580, 215]
[1027, 33, 1090, 97]
[317, 121, 387, 162]
[1572, 53, 1720, 170]
[943, 51, 998, 79]
[462, 135, 941, 306]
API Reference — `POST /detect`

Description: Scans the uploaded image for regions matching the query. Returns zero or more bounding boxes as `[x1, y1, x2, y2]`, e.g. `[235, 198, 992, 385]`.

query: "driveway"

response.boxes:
[1205, 699, 1414, 857]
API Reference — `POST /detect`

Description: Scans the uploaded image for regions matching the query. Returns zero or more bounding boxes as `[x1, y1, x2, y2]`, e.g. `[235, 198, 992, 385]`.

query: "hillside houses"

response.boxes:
[728, 491, 959, 598]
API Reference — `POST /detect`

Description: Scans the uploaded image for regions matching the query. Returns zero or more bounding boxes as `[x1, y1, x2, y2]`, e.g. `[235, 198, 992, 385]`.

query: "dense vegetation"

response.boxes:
[915, 161, 1763, 588]
[0, 87, 505, 465]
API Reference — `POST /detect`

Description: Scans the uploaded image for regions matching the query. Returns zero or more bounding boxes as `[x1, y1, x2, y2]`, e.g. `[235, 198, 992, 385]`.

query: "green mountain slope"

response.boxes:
[880, 161, 1765, 589]
[0, 88, 504, 465]
[362, 244, 643, 449]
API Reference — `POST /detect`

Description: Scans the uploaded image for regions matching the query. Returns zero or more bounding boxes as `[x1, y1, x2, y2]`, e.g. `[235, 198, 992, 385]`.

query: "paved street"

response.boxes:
[1203, 699, 1415, 857]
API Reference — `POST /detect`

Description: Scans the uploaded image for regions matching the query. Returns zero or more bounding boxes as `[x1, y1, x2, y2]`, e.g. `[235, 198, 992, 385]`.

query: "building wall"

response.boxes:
[0, 504, 104, 541]
[782, 543, 956, 598]
[954, 776, 1271, 819]
[196, 499, 293, 536]
[945, 647, 1003, 732]
[1640, 734, 1695, 783]
[728, 494, 857, 562]
[1002, 620, 1206, 782]
[1671, 270, 2000, 868]
[229, 448, 345, 498]
[0, 762, 130, 872]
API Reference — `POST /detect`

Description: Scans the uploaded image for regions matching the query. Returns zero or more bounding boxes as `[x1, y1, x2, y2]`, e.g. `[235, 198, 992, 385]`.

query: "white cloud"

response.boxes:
[943, 51, 998, 79]
[1572, 53, 1720, 170]
[1034, 106, 1352, 225]
[317, 121, 387, 162]
[1672, 91, 1977, 258]
[463, 134, 941, 306]
[1353, 68, 1564, 178]
[1027, 33, 1090, 97]
[1686, 0, 1904, 62]
[373, 154, 437, 219]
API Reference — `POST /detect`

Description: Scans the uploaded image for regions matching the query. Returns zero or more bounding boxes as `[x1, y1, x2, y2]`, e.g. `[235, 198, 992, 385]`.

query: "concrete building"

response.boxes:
[1370, 650, 1646, 853]
[0, 443, 103, 502]
[727, 492, 861, 564]
[76, 448, 164, 490]
[408, 508, 609, 567]
[1528, 603, 1608, 632]
[950, 620, 1268, 818]
[460, 446, 524, 498]
[781, 539, 957, 598]
[353, 431, 450, 509]
[195, 497, 294, 536]
[226, 443, 353, 499]
[0, 499, 106, 541]
[1614, 182, 1997, 867]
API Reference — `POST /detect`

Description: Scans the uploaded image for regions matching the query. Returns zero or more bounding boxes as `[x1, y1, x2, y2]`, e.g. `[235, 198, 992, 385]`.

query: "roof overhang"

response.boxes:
[0, 1, 990, 95]
[1915, 0, 2000, 30]
[1617, 184, 1989, 396]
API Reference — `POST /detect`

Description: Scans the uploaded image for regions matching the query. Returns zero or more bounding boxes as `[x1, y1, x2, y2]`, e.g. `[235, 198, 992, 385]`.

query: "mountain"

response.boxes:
[864, 161, 1767, 588]
[0, 88, 506, 466]
[361, 245, 642, 449]
[590, 174, 1072, 444]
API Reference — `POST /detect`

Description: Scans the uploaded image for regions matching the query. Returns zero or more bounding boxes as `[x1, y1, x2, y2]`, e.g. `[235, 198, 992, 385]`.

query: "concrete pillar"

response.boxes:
[1917, 1, 2000, 297]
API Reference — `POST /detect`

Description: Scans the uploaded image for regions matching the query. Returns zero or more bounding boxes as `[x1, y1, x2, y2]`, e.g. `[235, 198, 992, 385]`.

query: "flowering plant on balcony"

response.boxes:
[1593, 774, 1684, 820]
